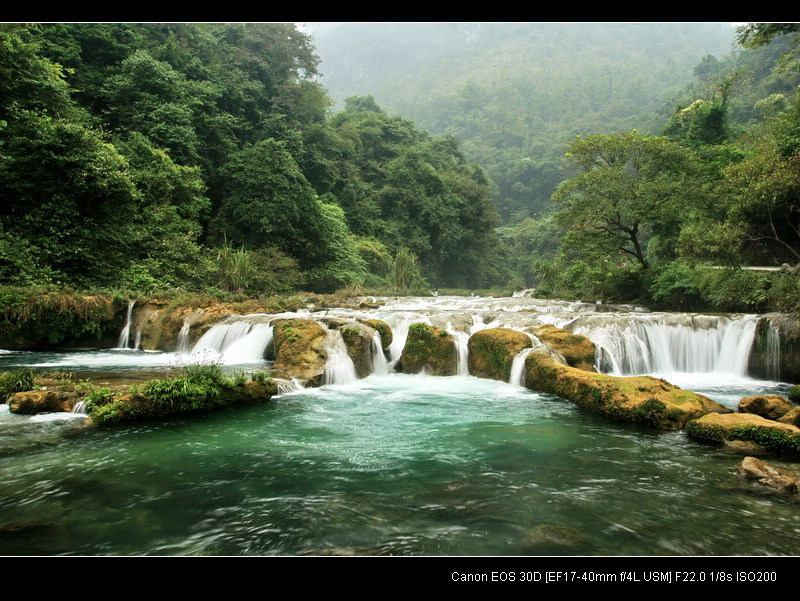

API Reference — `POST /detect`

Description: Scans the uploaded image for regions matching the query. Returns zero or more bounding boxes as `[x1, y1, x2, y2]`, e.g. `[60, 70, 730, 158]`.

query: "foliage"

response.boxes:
[0, 286, 119, 347]
[0, 369, 35, 401]
[392, 246, 424, 292]
[216, 241, 253, 294]
[552, 130, 703, 270]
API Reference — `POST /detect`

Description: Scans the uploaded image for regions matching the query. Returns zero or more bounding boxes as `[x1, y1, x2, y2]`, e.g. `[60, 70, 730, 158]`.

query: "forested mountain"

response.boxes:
[307, 22, 737, 220]
[3, 22, 800, 314]
[0, 23, 505, 294]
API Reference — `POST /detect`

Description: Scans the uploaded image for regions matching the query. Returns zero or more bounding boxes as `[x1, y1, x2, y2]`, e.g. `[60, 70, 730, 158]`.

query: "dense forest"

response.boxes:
[2, 22, 800, 314]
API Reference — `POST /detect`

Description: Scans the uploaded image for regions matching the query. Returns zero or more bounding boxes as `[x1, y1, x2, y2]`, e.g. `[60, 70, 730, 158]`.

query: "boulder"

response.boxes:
[686, 412, 800, 456]
[271, 318, 329, 385]
[735, 456, 800, 496]
[778, 406, 800, 427]
[8, 390, 80, 415]
[530, 324, 596, 371]
[524, 350, 729, 429]
[363, 319, 393, 351]
[399, 323, 458, 376]
[325, 319, 378, 379]
[467, 328, 532, 381]
[739, 394, 793, 420]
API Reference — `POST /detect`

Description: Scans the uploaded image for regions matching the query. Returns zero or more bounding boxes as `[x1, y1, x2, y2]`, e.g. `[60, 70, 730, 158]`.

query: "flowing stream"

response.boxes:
[0, 295, 796, 556]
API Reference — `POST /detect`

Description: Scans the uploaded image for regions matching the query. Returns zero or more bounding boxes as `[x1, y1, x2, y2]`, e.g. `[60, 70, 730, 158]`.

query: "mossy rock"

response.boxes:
[467, 328, 532, 381]
[686, 412, 800, 456]
[531, 324, 596, 371]
[271, 318, 329, 385]
[524, 351, 729, 429]
[778, 406, 800, 427]
[363, 319, 393, 350]
[8, 390, 80, 415]
[330, 320, 377, 379]
[399, 323, 457, 376]
[739, 394, 793, 420]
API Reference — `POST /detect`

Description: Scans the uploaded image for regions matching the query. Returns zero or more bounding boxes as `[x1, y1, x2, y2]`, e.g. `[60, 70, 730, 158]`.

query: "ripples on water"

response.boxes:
[2, 372, 800, 557]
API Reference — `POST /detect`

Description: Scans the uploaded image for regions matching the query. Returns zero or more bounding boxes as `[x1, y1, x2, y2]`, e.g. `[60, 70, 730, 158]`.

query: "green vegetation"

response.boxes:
[89, 363, 276, 426]
[2, 22, 800, 313]
[0, 23, 504, 299]
[0, 370, 35, 401]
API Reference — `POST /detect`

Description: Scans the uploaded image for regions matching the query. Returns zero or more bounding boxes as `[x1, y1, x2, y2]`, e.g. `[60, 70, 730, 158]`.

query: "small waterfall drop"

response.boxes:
[371, 331, 389, 376]
[765, 320, 781, 381]
[117, 300, 137, 349]
[177, 321, 191, 354]
[322, 329, 358, 385]
[191, 319, 273, 364]
[509, 347, 534, 387]
[448, 327, 470, 376]
[71, 400, 89, 415]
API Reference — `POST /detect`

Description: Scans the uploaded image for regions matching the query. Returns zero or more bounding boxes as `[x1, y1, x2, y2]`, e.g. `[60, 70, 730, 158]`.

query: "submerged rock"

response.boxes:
[520, 524, 586, 554]
[734, 456, 800, 496]
[524, 350, 729, 429]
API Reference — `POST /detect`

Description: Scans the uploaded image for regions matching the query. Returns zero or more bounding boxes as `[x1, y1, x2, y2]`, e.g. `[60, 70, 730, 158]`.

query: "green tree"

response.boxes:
[213, 138, 327, 268]
[552, 130, 703, 270]
[0, 115, 140, 286]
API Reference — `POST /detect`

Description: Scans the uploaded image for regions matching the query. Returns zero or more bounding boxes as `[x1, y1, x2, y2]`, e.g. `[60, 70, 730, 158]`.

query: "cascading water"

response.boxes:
[190, 319, 274, 364]
[177, 321, 191, 354]
[765, 320, 782, 381]
[117, 300, 137, 349]
[370, 332, 389, 376]
[567, 313, 759, 378]
[448, 327, 471, 376]
[322, 328, 358, 385]
[509, 347, 534, 387]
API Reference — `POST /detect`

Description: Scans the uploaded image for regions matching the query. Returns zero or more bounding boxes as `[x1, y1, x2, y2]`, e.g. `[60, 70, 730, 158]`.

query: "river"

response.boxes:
[0, 295, 796, 556]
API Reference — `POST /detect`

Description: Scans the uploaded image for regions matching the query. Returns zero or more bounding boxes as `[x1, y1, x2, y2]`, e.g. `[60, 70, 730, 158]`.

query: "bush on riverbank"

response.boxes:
[88, 364, 277, 426]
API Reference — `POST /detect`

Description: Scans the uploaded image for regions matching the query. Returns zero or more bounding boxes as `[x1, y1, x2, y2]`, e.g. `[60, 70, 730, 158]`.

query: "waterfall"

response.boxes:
[765, 320, 781, 381]
[190, 320, 273, 364]
[177, 321, 191, 354]
[71, 400, 88, 415]
[569, 314, 759, 377]
[384, 314, 414, 369]
[447, 327, 470, 376]
[322, 329, 358, 385]
[509, 347, 534, 387]
[117, 300, 136, 349]
[371, 331, 389, 376]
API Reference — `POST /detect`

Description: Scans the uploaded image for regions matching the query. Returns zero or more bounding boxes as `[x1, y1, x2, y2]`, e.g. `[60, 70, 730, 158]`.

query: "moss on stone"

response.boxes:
[399, 323, 457, 376]
[467, 328, 532, 381]
[271, 318, 329, 384]
[686, 412, 800, 455]
[531, 324, 596, 371]
[524, 350, 729, 429]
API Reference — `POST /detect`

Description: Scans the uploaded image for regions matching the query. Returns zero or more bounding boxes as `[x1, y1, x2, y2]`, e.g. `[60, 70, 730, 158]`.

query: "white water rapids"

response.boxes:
[173, 296, 769, 391]
[7, 295, 779, 400]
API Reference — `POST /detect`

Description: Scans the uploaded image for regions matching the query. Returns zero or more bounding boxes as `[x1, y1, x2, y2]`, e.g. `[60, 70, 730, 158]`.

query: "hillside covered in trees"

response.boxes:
[0, 23, 504, 296]
[2, 22, 800, 314]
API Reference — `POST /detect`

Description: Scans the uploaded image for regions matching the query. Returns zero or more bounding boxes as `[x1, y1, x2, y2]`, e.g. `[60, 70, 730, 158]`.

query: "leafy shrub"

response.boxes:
[0, 369, 35, 401]
[142, 363, 230, 411]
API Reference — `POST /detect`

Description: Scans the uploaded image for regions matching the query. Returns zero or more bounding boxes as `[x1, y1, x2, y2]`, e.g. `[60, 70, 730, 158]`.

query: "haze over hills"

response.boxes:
[303, 22, 738, 221]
